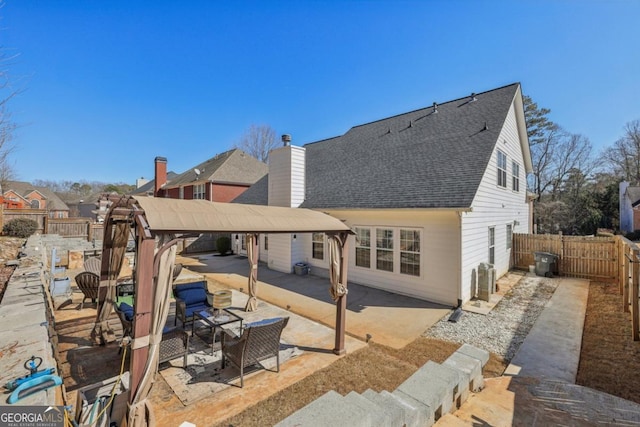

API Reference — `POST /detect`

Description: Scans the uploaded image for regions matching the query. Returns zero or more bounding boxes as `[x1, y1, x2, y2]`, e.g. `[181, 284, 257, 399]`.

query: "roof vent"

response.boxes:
[408, 120, 413, 128]
[470, 93, 477, 102]
[433, 102, 438, 113]
[387, 127, 392, 134]
[483, 121, 488, 131]
[281, 134, 291, 146]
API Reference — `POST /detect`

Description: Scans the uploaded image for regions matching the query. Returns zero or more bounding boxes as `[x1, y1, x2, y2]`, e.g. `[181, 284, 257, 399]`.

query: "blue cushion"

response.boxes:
[119, 302, 134, 321]
[185, 303, 210, 319]
[175, 281, 208, 306]
[245, 317, 282, 329]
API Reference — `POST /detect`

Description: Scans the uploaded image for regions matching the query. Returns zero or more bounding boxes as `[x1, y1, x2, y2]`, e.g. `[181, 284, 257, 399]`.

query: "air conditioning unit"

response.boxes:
[477, 263, 496, 302]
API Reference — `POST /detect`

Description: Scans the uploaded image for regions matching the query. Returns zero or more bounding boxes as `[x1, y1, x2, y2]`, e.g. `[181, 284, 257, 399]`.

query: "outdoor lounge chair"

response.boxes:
[221, 316, 289, 387]
[74, 271, 100, 310]
[173, 281, 212, 327]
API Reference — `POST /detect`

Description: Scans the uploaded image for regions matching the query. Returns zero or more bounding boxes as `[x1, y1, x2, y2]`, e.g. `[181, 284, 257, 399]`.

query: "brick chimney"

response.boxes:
[154, 156, 167, 197]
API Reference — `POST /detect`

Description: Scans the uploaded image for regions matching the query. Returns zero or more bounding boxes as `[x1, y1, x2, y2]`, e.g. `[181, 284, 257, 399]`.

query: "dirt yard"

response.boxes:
[1, 237, 637, 425]
[218, 279, 640, 427]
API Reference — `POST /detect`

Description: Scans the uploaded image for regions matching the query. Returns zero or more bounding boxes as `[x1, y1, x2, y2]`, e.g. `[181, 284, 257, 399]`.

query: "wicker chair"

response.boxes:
[114, 302, 189, 368]
[221, 317, 289, 387]
[74, 271, 100, 310]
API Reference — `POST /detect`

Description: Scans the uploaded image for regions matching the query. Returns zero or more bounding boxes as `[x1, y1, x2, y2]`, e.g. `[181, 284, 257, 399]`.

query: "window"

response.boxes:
[488, 227, 495, 265]
[497, 150, 507, 188]
[312, 233, 324, 260]
[193, 183, 205, 199]
[400, 229, 420, 276]
[264, 235, 268, 251]
[506, 224, 513, 250]
[30, 200, 40, 209]
[512, 161, 520, 192]
[179, 186, 184, 199]
[355, 227, 371, 268]
[376, 229, 394, 272]
[241, 235, 246, 251]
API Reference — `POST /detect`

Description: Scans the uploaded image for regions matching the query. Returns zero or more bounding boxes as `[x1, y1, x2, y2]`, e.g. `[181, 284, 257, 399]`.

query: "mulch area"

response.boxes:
[576, 281, 640, 403]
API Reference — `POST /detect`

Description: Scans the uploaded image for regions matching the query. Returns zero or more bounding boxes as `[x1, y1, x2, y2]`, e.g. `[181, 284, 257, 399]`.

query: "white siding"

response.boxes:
[303, 209, 461, 305]
[268, 145, 305, 208]
[267, 145, 306, 270]
[267, 233, 293, 273]
[461, 101, 531, 303]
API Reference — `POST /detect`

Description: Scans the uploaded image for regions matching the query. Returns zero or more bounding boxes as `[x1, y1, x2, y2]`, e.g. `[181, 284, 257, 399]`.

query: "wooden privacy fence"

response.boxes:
[513, 233, 640, 341]
[44, 218, 104, 241]
[512, 233, 618, 282]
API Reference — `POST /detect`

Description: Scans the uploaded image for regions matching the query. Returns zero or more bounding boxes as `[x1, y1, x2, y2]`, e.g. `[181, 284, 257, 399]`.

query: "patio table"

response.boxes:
[192, 308, 243, 355]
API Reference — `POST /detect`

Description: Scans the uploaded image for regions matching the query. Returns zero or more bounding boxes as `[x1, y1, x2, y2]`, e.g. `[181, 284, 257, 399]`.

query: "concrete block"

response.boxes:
[444, 351, 483, 394]
[397, 361, 457, 417]
[425, 360, 464, 412]
[392, 389, 434, 426]
[275, 390, 371, 427]
[362, 389, 419, 427]
[457, 343, 490, 367]
[344, 391, 390, 427]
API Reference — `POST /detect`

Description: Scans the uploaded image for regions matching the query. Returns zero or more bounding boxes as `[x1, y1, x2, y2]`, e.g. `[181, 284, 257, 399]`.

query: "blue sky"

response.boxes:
[2, 1, 639, 184]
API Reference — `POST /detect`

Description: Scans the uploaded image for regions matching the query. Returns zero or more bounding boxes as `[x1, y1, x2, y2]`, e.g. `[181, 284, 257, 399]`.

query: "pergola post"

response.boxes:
[333, 231, 349, 355]
[129, 216, 155, 402]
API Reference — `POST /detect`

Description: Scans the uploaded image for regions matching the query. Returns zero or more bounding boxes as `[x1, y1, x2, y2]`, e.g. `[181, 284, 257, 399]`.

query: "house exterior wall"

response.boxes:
[620, 181, 634, 233]
[267, 145, 306, 272]
[633, 207, 640, 231]
[461, 102, 531, 303]
[212, 183, 249, 203]
[308, 209, 460, 305]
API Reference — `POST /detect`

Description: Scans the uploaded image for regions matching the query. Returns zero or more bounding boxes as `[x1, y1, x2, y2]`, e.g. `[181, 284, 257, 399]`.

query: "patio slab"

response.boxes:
[179, 253, 451, 349]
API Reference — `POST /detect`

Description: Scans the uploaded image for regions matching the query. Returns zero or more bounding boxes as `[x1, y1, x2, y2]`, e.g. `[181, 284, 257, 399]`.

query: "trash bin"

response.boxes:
[533, 252, 558, 277]
[294, 262, 309, 275]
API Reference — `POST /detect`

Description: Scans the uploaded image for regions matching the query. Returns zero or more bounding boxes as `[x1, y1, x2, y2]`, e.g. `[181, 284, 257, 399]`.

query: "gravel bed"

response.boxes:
[424, 274, 558, 362]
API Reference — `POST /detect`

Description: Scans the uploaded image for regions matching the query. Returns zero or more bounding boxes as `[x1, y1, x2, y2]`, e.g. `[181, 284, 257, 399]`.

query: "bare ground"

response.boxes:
[218, 279, 640, 427]
[1, 238, 637, 425]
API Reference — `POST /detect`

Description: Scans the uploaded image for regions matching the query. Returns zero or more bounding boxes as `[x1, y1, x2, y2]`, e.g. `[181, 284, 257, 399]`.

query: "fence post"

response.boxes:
[633, 248, 640, 341]
[624, 249, 631, 313]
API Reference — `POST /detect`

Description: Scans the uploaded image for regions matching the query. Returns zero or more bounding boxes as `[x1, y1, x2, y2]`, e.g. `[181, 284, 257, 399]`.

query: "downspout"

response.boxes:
[449, 211, 464, 322]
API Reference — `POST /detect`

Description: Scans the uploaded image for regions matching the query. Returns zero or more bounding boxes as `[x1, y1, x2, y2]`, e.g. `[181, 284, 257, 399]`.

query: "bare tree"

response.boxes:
[234, 124, 277, 162]
[602, 119, 640, 183]
[0, 6, 21, 192]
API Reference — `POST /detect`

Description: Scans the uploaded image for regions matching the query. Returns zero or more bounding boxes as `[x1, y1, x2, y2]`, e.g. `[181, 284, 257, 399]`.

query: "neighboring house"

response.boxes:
[619, 181, 640, 233]
[3, 181, 70, 218]
[148, 148, 267, 202]
[234, 83, 533, 306]
[130, 171, 178, 197]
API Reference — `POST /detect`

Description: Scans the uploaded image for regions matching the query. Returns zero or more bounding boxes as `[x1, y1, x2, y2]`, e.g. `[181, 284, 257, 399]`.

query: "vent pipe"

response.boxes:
[281, 134, 292, 147]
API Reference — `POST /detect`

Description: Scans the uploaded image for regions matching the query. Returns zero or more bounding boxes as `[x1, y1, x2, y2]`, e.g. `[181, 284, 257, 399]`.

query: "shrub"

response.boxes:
[3, 218, 39, 238]
[216, 236, 231, 255]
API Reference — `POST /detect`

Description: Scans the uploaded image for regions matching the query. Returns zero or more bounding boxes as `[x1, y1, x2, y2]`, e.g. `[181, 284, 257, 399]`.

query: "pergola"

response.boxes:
[91, 196, 352, 426]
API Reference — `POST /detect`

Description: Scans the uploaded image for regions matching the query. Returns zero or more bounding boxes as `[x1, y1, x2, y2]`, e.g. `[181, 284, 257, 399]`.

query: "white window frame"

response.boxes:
[312, 232, 324, 260]
[193, 183, 205, 199]
[179, 186, 184, 199]
[506, 224, 513, 250]
[400, 229, 420, 277]
[489, 227, 495, 265]
[355, 227, 371, 268]
[264, 235, 268, 251]
[376, 228, 394, 272]
[497, 150, 507, 188]
[512, 161, 520, 192]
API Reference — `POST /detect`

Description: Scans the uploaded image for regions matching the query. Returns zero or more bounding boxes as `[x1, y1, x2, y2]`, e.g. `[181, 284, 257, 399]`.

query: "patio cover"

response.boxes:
[135, 197, 352, 234]
[97, 196, 353, 427]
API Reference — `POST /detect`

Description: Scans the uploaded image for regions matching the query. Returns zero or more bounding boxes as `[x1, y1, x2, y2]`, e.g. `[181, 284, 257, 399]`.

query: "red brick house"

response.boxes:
[149, 149, 267, 202]
[2, 181, 70, 218]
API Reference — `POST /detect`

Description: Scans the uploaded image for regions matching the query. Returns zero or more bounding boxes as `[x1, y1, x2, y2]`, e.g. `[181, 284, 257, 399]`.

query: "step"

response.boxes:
[344, 391, 391, 427]
[396, 361, 459, 418]
[361, 389, 409, 427]
[443, 351, 483, 394]
[275, 390, 372, 427]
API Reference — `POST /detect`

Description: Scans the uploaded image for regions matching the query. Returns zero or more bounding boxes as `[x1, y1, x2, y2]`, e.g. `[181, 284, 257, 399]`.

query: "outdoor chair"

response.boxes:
[172, 263, 183, 280]
[84, 256, 102, 276]
[114, 302, 189, 368]
[173, 281, 212, 327]
[221, 316, 289, 387]
[74, 271, 100, 310]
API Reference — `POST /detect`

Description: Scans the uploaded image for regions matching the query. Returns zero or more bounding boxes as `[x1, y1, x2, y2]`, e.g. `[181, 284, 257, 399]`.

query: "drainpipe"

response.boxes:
[449, 211, 464, 323]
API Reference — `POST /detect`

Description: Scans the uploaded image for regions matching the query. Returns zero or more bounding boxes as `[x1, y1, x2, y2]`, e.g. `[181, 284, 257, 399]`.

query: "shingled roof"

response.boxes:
[301, 83, 523, 209]
[166, 149, 267, 188]
[130, 171, 178, 195]
[3, 181, 69, 211]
